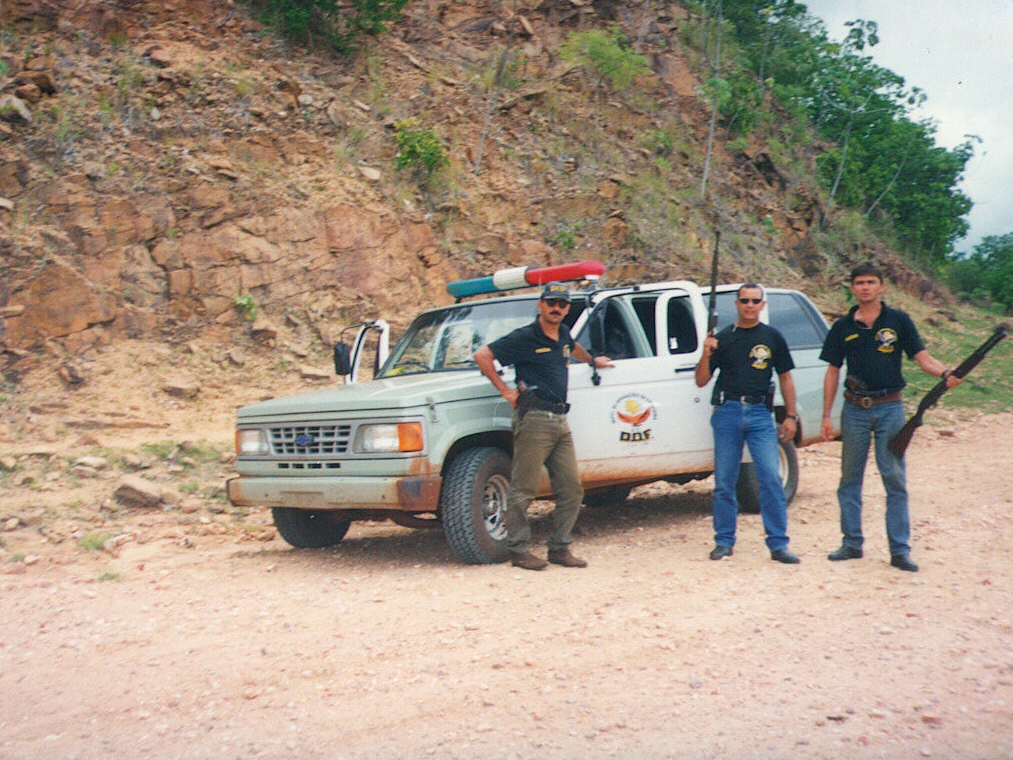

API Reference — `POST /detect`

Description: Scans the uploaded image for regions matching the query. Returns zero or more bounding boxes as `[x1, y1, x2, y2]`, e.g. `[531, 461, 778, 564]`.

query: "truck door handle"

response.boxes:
[674, 366, 696, 373]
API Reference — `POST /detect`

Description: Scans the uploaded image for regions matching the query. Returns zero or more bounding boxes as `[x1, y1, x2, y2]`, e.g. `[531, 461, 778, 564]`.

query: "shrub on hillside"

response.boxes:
[246, 0, 411, 53]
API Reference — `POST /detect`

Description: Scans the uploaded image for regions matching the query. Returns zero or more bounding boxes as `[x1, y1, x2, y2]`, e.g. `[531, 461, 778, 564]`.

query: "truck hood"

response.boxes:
[236, 371, 494, 420]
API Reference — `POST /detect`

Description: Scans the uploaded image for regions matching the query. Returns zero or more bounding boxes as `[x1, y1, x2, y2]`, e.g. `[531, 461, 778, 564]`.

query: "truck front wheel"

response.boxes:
[441, 447, 512, 564]
[272, 507, 351, 548]
[736, 438, 798, 514]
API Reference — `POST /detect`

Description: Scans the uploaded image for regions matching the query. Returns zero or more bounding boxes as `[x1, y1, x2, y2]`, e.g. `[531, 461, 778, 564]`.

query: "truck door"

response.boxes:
[568, 289, 714, 488]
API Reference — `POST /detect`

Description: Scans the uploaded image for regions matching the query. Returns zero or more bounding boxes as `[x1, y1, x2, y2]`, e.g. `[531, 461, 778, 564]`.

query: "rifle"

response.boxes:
[707, 230, 720, 334]
[888, 322, 1009, 457]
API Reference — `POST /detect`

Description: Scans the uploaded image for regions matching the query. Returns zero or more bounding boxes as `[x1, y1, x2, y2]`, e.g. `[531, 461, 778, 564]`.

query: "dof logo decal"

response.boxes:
[610, 393, 657, 443]
[876, 328, 898, 353]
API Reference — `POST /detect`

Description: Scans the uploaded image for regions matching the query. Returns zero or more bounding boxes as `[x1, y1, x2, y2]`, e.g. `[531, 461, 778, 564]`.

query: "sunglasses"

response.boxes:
[542, 299, 570, 308]
[738, 297, 763, 305]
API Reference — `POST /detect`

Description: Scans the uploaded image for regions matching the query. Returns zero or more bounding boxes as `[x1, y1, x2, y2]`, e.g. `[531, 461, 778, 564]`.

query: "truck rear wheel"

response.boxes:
[441, 447, 511, 564]
[736, 438, 798, 514]
[272, 507, 351, 548]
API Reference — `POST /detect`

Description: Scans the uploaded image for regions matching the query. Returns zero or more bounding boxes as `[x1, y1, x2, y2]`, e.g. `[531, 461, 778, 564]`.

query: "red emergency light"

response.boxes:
[446, 260, 604, 299]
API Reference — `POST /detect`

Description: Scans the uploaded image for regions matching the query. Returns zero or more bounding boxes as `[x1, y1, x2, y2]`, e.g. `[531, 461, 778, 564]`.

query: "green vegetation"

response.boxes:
[78, 532, 110, 551]
[244, 0, 411, 53]
[233, 293, 258, 321]
[946, 233, 1013, 313]
[711, 1, 975, 266]
[393, 118, 448, 186]
[558, 27, 649, 98]
[97, 570, 123, 582]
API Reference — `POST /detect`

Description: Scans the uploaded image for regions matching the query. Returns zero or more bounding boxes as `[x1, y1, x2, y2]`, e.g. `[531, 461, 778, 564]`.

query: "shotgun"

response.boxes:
[708, 230, 720, 335]
[888, 322, 1009, 457]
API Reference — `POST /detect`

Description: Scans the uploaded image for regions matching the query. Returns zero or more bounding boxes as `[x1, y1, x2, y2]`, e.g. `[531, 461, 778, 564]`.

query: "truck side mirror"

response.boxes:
[333, 342, 352, 375]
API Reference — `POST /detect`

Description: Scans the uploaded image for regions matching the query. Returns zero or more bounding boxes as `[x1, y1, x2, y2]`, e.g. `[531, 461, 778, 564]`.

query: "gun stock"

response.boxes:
[888, 323, 1009, 457]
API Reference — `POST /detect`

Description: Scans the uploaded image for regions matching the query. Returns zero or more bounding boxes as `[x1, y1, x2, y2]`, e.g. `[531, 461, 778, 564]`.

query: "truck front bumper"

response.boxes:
[227, 474, 443, 513]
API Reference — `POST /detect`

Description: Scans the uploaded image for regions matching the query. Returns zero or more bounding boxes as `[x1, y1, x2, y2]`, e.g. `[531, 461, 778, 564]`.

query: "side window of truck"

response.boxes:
[766, 293, 826, 350]
[575, 297, 652, 360]
[667, 296, 698, 354]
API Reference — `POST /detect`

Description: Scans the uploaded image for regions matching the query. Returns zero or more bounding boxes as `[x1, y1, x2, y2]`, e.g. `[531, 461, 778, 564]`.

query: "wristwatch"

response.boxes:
[785, 414, 798, 420]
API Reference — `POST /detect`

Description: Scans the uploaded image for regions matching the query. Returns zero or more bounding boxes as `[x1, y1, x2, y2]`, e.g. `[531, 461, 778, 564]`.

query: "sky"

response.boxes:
[801, 0, 1013, 254]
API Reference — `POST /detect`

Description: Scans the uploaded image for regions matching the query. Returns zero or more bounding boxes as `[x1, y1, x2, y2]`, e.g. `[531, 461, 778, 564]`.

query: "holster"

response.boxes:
[516, 382, 537, 421]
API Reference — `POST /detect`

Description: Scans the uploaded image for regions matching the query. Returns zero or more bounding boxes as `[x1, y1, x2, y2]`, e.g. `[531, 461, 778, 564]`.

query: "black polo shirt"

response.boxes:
[709, 322, 794, 398]
[488, 319, 574, 404]
[820, 302, 925, 392]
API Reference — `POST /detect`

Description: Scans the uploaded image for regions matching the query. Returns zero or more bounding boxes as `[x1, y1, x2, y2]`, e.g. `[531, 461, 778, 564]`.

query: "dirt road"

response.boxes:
[2, 412, 1012, 760]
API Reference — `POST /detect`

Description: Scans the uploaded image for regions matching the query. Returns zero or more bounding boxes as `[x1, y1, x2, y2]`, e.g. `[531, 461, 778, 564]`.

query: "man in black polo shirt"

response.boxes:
[820, 261, 961, 571]
[695, 283, 800, 564]
[473, 283, 613, 571]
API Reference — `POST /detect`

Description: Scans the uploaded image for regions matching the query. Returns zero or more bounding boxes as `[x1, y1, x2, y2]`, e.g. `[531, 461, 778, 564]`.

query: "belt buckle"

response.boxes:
[860, 395, 873, 409]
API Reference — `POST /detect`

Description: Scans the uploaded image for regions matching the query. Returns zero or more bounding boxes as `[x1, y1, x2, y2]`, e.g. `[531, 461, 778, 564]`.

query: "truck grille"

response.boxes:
[270, 424, 352, 456]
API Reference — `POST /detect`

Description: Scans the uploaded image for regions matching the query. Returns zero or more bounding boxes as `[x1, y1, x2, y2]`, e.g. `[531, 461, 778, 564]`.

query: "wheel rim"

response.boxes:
[482, 473, 510, 540]
[778, 445, 789, 485]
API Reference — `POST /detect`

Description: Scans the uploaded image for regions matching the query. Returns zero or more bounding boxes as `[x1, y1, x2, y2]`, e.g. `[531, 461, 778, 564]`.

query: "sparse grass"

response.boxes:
[141, 440, 176, 460]
[97, 570, 123, 581]
[78, 532, 110, 551]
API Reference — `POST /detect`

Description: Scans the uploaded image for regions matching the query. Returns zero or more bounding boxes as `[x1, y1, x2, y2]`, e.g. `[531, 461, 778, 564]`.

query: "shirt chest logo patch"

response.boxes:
[562, 345, 571, 359]
[535, 347, 551, 353]
[749, 344, 771, 370]
[876, 328, 898, 353]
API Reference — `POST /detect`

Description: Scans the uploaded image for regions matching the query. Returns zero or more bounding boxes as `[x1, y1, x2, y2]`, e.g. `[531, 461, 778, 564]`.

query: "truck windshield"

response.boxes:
[378, 297, 585, 377]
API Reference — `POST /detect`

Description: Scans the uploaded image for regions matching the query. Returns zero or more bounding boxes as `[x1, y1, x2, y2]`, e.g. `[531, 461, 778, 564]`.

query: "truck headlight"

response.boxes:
[355, 422, 424, 453]
[236, 429, 270, 456]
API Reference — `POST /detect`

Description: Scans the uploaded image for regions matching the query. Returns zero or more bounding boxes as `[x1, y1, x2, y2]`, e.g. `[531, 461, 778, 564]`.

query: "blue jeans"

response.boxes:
[711, 401, 789, 551]
[837, 399, 910, 556]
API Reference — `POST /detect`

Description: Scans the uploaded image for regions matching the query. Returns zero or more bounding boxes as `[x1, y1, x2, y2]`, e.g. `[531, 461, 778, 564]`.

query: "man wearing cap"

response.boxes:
[473, 283, 613, 570]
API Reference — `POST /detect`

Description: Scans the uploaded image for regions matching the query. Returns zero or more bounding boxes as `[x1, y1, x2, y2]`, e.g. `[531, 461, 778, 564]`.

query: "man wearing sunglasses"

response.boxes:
[474, 283, 614, 570]
[695, 283, 800, 564]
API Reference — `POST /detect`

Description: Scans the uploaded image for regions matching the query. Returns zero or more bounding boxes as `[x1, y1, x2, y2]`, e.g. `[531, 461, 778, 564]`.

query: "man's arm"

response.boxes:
[912, 349, 962, 389]
[778, 371, 798, 442]
[473, 346, 519, 407]
[820, 364, 840, 441]
[694, 335, 717, 388]
[571, 343, 614, 368]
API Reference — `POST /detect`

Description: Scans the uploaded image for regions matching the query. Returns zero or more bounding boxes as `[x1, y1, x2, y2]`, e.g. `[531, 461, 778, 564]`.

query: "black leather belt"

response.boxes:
[719, 394, 767, 405]
[530, 397, 570, 414]
[844, 389, 902, 408]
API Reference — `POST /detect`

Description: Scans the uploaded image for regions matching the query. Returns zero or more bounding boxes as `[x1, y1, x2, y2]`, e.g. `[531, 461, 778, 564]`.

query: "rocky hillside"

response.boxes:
[0, 0, 933, 382]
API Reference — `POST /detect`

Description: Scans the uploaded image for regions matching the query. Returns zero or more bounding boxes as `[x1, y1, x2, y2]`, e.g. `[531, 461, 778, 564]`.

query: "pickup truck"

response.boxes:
[228, 265, 842, 563]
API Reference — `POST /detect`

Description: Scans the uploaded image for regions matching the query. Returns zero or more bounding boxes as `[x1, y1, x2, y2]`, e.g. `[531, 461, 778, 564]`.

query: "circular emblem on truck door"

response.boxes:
[609, 393, 657, 443]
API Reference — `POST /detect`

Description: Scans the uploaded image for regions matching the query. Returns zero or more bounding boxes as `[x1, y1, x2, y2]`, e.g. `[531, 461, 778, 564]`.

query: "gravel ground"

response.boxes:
[2, 411, 1012, 760]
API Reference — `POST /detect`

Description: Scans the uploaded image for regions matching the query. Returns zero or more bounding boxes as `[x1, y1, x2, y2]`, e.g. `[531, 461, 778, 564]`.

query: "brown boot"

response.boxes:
[510, 550, 548, 571]
[547, 547, 588, 568]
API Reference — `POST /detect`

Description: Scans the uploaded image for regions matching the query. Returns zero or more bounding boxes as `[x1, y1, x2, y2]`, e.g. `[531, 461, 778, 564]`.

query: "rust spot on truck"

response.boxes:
[407, 456, 435, 477]
[395, 475, 442, 512]
[226, 476, 251, 506]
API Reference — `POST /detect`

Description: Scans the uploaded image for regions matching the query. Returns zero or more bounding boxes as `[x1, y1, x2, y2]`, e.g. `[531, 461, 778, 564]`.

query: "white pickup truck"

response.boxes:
[228, 267, 841, 563]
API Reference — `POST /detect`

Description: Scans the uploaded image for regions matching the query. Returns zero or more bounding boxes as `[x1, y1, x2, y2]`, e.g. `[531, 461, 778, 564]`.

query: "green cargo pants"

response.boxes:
[506, 409, 583, 552]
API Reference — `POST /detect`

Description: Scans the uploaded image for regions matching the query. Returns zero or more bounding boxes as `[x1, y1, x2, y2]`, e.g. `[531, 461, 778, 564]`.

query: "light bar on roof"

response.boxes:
[446, 260, 605, 299]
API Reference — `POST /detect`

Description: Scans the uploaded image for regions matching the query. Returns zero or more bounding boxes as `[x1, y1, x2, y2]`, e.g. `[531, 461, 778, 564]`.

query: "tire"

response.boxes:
[736, 437, 798, 514]
[272, 507, 351, 549]
[583, 485, 632, 509]
[441, 447, 512, 564]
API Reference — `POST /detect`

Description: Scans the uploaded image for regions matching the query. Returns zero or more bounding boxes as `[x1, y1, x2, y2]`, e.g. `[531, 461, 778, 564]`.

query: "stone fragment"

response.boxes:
[161, 376, 200, 399]
[114, 475, 163, 508]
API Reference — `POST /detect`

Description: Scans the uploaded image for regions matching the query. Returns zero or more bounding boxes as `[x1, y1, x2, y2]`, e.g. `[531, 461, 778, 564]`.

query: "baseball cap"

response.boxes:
[540, 282, 571, 302]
